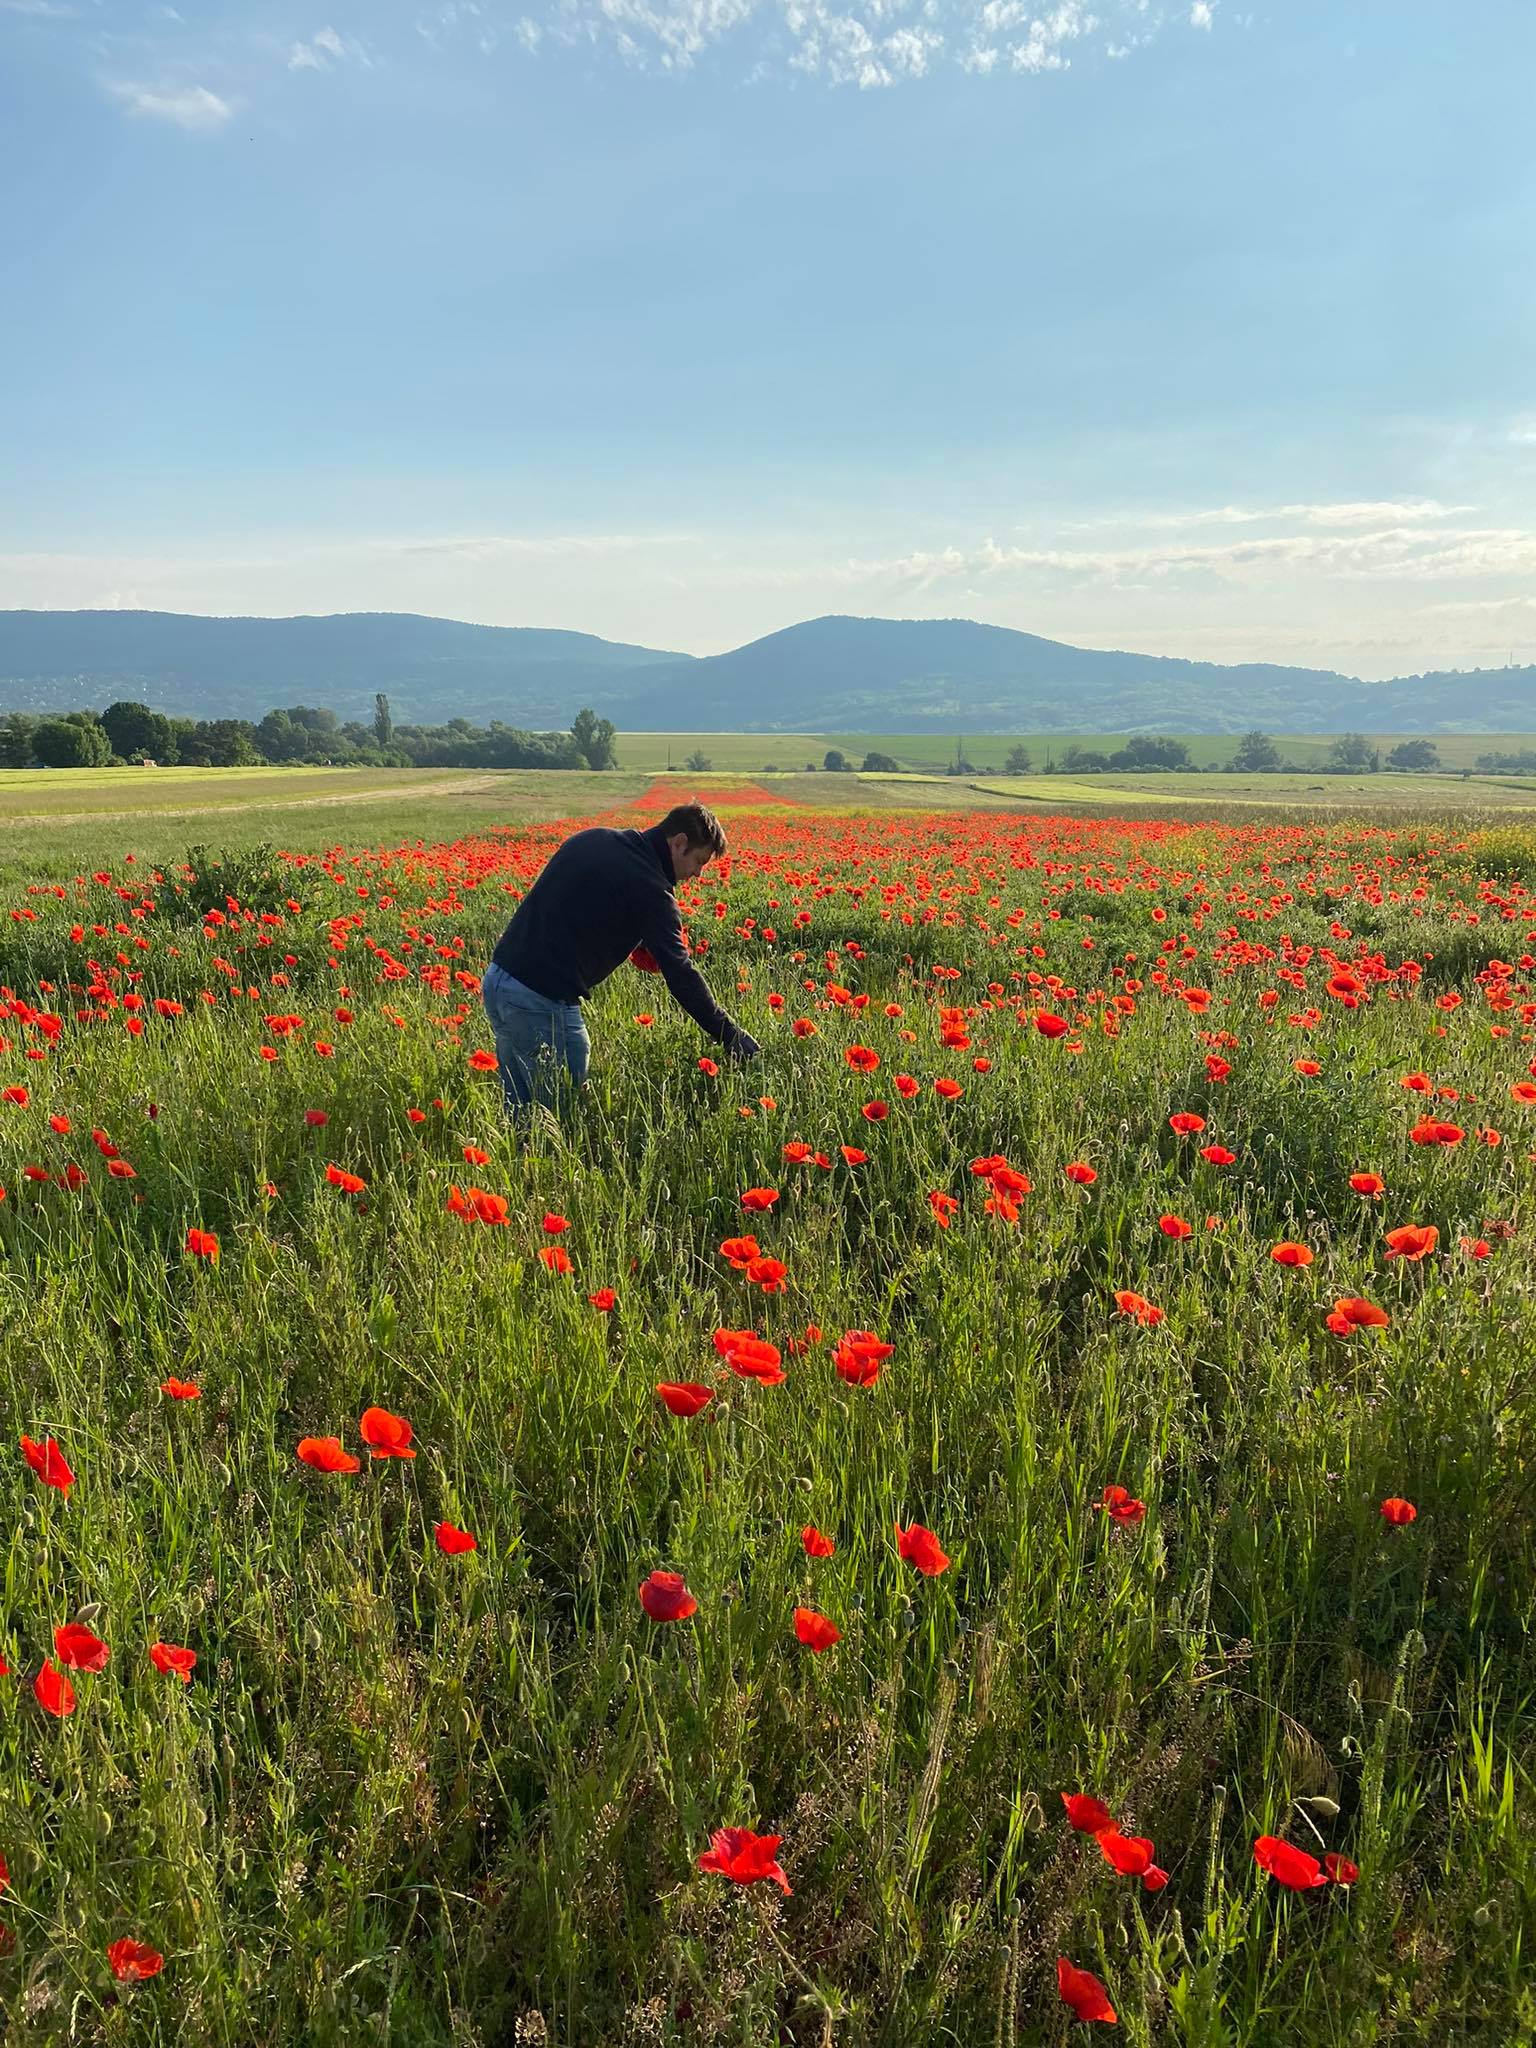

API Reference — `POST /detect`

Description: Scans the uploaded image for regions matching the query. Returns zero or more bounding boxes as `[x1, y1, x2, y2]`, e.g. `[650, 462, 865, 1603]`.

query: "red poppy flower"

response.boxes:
[1097, 1484, 1146, 1526]
[629, 943, 659, 972]
[542, 1212, 570, 1235]
[1056, 1957, 1116, 2024]
[539, 1246, 573, 1274]
[34, 1658, 75, 1717]
[638, 1570, 697, 1622]
[698, 1057, 719, 1077]
[895, 1522, 950, 1575]
[657, 1381, 714, 1417]
[862, 1098, 890, 1121]
[1293, 1059, 1322, 1077]
[1384, 1224, 1438, 1261]
[1064, 1161, 1098, 1185]
[1035, 1011, 1069, 1038]
[715, 1328, 786, 1383]
[1061, 1792, 1116, 1833]
[793, 1607, 842, 1652]
[107, 1938, 164, 1982]
[304, 1109, 329, 1128]
[1380, 1496, 1417, 1524]
[149, 1641, 197, 1683]
[462, 1145, 490, 1166]
[1409, 1118, 1463, 1147]
[1510, 1081, 1536, 1104]
[1323, 1853, 1359, 1885]
[184, 1227, 220, 1262]
[434, 1521, 478, 1555]
[1168, 1112, 1206, 1135]
[589, 1287, 617, 1310]
[296, 1436, 360, 1474]
[1349, 1172, 1385, 1196]
[1, 1085, 29, 1107]
[1253, 1835, 1327, 1889]
[447, 1184, 510, 1225]
[54, 1623, 110, 1671]
[1199, 1145, 1236, 1165]
[325, 1164, 367, 1193]
[802, 1525, 836, 1557]
[1461, 1236, 1492, 1259]
[49, 1113, 70, 1134]
[834, 1329, 893, 1387]
[845, 1045, 880, 1072]
[1331, 1292, 1390, 1334]
[840, 1145, 868, 1165]
[928, 1189, 959, 1227]
[1159, 1214, 1193, 1240]
[934, 1076, 963, 1099]
[21, 1434, 74, 1496]
[106, 1159, 137, 1180]
[1096, 1829, 1155, 1877]
[1401, 1071, 1432, 1092]
[359, 1406, 415, 1459]
[1271, 1242, 1313, 1266]
[740, 1187, 779, 1212]
[697, 1826, 791, 1895]
[467, 1049, 499, 1072]
[894, 1073, 920, 1098]
[160, 1378, 201, 1400]
[1113, 1289, 1165, 1327]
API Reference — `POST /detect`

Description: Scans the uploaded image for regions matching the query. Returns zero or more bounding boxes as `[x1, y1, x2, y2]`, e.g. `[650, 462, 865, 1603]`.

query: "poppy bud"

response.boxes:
[73, 1602, 101, 1624]
[1298, 1795, 1340, 1818]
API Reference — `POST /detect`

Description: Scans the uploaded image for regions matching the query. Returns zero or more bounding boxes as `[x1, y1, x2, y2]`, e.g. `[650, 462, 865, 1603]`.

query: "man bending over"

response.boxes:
[481, 799, 760, 1115]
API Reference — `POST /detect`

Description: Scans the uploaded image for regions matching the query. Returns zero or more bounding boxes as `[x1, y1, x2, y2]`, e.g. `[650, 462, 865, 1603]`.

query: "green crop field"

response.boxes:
[2, 779, 1536, 2044]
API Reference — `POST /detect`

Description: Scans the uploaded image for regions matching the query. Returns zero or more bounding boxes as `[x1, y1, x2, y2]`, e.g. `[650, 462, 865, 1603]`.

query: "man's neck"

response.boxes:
[642, 823, 677, 887]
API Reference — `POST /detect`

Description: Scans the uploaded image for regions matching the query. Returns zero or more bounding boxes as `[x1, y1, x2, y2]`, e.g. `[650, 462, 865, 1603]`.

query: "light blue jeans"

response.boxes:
[481, 962, 591, 1117]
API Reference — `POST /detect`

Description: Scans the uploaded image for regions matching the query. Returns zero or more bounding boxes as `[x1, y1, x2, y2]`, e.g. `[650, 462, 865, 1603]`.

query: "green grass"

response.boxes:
[2, 794, 1535, 2043]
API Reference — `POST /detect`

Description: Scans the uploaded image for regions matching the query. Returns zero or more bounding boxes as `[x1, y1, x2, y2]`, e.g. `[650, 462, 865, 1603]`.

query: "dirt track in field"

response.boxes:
[0, 774, 509, 829]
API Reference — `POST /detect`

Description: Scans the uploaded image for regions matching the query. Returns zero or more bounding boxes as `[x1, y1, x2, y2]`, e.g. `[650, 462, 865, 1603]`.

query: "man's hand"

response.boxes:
[727, 1028, 761, 1063]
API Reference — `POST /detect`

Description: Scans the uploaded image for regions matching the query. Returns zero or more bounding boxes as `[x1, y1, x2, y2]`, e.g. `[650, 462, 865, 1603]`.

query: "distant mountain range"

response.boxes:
[2, 608, 1534, 735]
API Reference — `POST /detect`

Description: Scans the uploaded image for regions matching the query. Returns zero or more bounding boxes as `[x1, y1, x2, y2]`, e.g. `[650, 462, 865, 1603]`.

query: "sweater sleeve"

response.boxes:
[637, 884, 739, 1045]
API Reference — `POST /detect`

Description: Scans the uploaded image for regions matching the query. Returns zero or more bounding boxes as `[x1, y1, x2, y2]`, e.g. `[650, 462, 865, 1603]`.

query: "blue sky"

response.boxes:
[2, 0, 1534, 678]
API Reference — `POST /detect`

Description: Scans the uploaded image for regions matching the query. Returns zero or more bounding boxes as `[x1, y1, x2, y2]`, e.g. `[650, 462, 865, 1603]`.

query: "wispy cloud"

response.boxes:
[288, 24, 371, 71]
[1065, 498, 1476, 533]
[103, 79, 233, 130]
[0, 0, 75, 16]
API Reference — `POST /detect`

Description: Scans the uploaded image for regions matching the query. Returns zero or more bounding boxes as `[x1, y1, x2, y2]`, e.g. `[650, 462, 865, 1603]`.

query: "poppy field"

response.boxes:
[1, 785, 1535, 2046]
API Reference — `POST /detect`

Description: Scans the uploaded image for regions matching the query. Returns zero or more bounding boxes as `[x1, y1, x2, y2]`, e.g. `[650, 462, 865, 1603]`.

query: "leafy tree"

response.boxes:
[33, 716, 111, 767]
[1004, 744, 1032, 773]
[101, 700, 176, 763]
[1385, 739, 1441, 772]
[861, 751, 900, 772]
[0, 712, 41, 768]
[1111, 736, 1191, 771]
[684, 750, 712, 773]
[1231, 730, 1281, 772]
[571, 707, 618, 770]
[1327, 732, 1379, 773]
[823, 749, 851, 773]
[373, 693, 393, 749]
[1061, 745, 1110, 773]
[177, 719, 260, 767]
[255, 711, 308, 763]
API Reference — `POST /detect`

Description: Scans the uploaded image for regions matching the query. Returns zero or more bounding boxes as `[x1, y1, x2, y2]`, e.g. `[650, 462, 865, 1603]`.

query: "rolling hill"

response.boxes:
[2, 608, 1534, 734]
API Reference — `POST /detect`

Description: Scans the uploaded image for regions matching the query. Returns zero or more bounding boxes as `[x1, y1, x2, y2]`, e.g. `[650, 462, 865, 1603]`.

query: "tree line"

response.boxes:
[0, 696, 620, 772]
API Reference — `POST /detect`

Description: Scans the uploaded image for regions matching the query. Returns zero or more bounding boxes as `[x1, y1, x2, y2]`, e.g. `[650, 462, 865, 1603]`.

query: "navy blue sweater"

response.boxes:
[490, 824, 743, 1046]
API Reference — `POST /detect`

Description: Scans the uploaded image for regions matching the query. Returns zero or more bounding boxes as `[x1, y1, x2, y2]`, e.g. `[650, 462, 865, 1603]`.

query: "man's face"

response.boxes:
[668, 833, 715, 883]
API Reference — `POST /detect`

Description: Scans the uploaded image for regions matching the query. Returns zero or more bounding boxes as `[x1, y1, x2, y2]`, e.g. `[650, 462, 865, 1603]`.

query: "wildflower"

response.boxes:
[160, 1378, 201, 1400]
[542, 1213, 570, 1235]
[149, 1642, 197, 1683]
[1095, 1829, 1155, 1877]
[1409, 1118, 1463, 1147]
[1097, 1484, 1145, 1526]
[296, 1436, 360, 1474]
[657, 1382, 714, 1417]
[1158, 1215, 1193, 1240]
[740, 1187, 779, 1212]
[448, 1184, 509, 1224]
[33, 1659, 75, 1717]
[834, 1329, 893, 1387]
[1384, 1224, 1438, 1261]
[1271, 1242, 1313, 1266]
[589, 1287, 617, 1310]
[1113, 1289, 1165, 1327]
[1168, 1112, 1206, 1135]
[1349, 1172, 1385, 1197]
[895, 1522, 950, 1575]
[1323, 1853, 1359, 1885]
[697, 1827, 791, 1895]
[802, 1526, 836, 1557]
[793, 1608, 842, 1652]
[1253, 1835, 1327, 1890]
[1461, 1236, 1492, 1259]
[1057, 1957, 1117, 2025]
[934, 1076, 964, 1099]
[1061, 1793, 1116, 1833]
[1328, 1296, 1390, 1332]
[184, 1227, 219, 1262]
[107, 1938, 164, 1982]
[21, 1435, 74, 1496]
[1380, 1496, 1417, 1525]
[1035, 1011, 1069, 1038]
[467, 1049, 499, 1072]
[714, 1329, 785, 1384]
[1064, 1162, 1098, 1185]
[304, 1109, 329, 1128]
[539, 1246, 573, 1274]
[434, 1522, 478, 1555]
[325, 1164, 367, 1193]
[845, 1045, 880, 1072]
[638, 1570, 697, 1622]
[462, 1145, 490, 1165]
[54, 1623, 110, 1671]
[359, 1406, 415, 1460]
[1200, 1145, 1237, 1166]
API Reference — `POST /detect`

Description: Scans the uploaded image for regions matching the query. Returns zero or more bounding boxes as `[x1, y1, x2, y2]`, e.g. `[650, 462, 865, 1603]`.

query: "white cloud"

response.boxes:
[0, 0, 75, 15]
[1065, 498, 1474, 533]
[1190, 1, 1212, 27]
[104, 79, 233, 130]
[287, 24, 371, 70]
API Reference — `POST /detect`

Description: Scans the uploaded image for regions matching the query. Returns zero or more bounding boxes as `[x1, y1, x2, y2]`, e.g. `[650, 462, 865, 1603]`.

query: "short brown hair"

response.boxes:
[657, 801, 727, 857]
